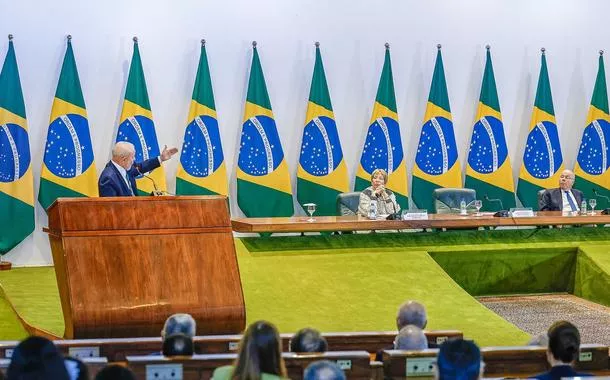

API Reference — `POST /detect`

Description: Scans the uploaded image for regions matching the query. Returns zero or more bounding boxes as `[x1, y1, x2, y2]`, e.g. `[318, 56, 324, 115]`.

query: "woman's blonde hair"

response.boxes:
[371, 168, 388, 183]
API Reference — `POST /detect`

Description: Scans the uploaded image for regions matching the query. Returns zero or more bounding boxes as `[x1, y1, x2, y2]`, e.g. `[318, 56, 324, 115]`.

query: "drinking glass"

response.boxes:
[304, 203, 317, 222]
[589, 198, 597, 215]
[474, 200, 483, 216]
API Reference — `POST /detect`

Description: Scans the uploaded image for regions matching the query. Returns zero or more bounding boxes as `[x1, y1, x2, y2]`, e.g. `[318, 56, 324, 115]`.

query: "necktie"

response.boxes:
[565, 191, 577, 211]
[125, 174, 134, 196]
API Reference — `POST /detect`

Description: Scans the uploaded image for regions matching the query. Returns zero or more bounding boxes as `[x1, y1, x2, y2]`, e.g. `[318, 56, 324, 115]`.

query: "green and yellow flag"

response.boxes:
[574, 51, 610, 209]
[176, 40, 228, 196]
[412, 45, 461, 211]
[354, 44, 408, 209]
[465, 46, 516, 211]
[297, 43, 348, 215]
[517, 49, 564, 209]
[115, 38, 166, 195]
[236, 42, 293, 217]
[0, 36, 34, 254]
[39, 36, 98, 210]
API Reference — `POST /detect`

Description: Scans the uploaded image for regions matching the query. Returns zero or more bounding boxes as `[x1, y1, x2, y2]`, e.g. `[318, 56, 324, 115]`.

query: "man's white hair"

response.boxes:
[112, 141, 135, 159]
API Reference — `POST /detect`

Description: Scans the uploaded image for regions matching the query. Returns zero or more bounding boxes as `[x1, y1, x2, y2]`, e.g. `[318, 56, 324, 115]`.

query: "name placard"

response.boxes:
[403, 210, 429, 220]
[510, 208, 535, 217]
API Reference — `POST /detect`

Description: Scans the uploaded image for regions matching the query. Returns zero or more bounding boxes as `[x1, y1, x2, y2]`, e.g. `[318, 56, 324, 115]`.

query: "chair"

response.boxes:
[433, 188, 476, 214]
[336, 192, 361, 216]
[537, 189, 546, 210]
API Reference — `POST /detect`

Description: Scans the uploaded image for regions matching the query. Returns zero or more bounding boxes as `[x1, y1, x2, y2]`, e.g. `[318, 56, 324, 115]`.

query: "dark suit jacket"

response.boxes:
[534, 364, 591, 380]
[98, 158, 161, 197]
[539, 188, 584, 211]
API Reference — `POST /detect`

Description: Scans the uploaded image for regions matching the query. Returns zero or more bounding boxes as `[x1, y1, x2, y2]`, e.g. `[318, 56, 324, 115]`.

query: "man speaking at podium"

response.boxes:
[538, 169, 584, 212]
[98, 141, 178, 197]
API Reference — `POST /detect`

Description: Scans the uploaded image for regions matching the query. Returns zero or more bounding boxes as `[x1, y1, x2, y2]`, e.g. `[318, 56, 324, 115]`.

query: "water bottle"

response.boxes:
[369, 201, 378, 220]
[580, 200, 587, 215]
[460, 200, 467, 215]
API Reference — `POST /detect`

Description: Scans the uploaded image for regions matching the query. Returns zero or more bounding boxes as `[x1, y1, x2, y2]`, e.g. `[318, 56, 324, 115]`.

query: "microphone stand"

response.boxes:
[135, 166, 165, 196]
[592, 188, 610, 214]
[484, 195, 509, 217]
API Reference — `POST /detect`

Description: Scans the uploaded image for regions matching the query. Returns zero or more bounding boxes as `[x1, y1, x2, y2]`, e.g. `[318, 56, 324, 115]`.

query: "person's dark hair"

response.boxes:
[7, 336, 70, 380]
[290, 328, 328, 353]
[436, 339, 481, 380]
[231, 320, 286, 380]
[64, 356, 89, 380]
[547, 321, 581, 363]
[94, 365, 136, 380]
[304, 360, 346, 380]
[162, 333, 194, 356]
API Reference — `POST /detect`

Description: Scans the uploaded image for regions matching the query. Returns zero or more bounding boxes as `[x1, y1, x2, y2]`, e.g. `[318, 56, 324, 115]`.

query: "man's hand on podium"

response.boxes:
[160, 145, 179, 162]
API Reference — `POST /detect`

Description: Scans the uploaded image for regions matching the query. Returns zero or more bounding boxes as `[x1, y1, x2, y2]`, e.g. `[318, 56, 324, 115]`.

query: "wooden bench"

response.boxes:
[127, 351, 371, 379]
[0, 357, 108, 378]
[382, 344, 610, 379]
[0, 330, 462, 362]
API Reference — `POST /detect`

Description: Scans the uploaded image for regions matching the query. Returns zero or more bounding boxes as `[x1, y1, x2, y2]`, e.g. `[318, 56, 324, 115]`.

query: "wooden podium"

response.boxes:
[44, 196, 245, 339]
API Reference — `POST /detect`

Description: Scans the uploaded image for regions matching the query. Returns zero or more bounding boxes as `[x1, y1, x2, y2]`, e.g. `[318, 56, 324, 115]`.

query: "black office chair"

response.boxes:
[433, 188, 476, 214]
[336, 192, 361, 216]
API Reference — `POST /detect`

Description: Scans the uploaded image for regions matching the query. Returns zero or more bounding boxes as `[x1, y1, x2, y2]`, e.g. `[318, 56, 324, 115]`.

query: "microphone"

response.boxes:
[135, 165, 164, 196]
[592, 188, 610, 214]
[484, 194, 509, 217]
[386, 196, 401, 220]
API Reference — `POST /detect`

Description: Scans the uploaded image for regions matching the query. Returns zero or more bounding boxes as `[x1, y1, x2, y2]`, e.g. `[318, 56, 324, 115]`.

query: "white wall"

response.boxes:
[0, 0, 606, 266]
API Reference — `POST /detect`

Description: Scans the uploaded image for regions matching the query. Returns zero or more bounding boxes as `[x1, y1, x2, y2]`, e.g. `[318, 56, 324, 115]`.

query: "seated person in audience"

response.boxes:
[162, 313, 197, 340]
[94, 365, 136, 380]
[397, 300, 427, 330]
[64, 356, 89, 380]
[435, 338, 483, 380]
[538, 169, 584, 212]
[304, 360, 346, 380]
[290, 328, 328, 353]
[534, 321, 592, 380]
[527, 333, 549, 346]
[162, 333, 194, 357]
[357, 169, 401, 217]
[212, 320, 288, 380]
[7, 336, 70, 380]
[394, 325, 428, 350]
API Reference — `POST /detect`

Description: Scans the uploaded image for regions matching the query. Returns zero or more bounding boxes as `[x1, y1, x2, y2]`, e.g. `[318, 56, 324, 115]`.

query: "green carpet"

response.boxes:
[0, 285, 27, 340]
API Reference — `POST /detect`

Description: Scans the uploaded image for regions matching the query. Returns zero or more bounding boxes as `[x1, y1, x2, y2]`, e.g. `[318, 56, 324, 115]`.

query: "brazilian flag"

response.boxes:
[297, 43, 348, 216]
[39, 36, 98, 210]
[517, 49, 564, 209]
[465, 46, 516, 212]
[412, 45, 461, 212]
[355, 44, 408, 209]
[116, 38, 167, 195]
[0, 36, 34, 254]
[574, 51, 610, 209]
[237, 42, 293, 217]
[176, 40, 228, 197]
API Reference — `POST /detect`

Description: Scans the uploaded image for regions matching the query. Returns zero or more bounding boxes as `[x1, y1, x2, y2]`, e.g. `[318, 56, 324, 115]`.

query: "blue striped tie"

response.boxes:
[565, 191, 577, 211]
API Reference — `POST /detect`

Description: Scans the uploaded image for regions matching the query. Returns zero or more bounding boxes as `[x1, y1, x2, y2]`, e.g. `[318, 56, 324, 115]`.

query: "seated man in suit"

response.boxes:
[98, 141, 178, 197]
[394, 325, 428, 350]
[538, 169, 584, 212]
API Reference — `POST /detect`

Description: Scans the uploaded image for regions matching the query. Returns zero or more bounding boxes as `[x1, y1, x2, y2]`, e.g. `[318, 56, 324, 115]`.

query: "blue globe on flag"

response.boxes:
[299, 116, 343, 177]
[117, 115, 161, 163]
[523, 121, 563, 179]
[360, 117, 403, 174]
[238, 115, 285, 176]
[468, 116, 508, 174]
[0, 123, 30, 183]
[576, 119, 610, 175]
[181, 115, 224, 178]
[416, 116, 458, 176]
[44, 114, 95, 178]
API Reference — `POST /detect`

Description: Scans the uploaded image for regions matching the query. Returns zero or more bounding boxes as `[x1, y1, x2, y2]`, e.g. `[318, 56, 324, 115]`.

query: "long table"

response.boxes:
[232, 211, 610, 233]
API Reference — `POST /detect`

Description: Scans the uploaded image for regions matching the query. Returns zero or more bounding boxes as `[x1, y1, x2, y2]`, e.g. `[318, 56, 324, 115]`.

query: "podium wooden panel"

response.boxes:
[44, 196, 245, 339]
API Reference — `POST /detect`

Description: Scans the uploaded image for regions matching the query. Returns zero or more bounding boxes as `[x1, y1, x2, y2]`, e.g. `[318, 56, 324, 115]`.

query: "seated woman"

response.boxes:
[534, 321, 592, 380]
[358, 168, 401, 217]
[212, 320, 288, 380]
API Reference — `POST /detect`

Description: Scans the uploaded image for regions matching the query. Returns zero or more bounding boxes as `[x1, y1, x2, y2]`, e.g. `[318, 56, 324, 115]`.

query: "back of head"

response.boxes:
[547, 321, 580, 364]
[7, 336, 70, 380]
[394, 325, 428, 351]
[232, 320, 286, 380]
[436, 339, 481, 380]
[94, 365, 136, 380]
[290, 328, 328, 353]
[162, 313, 197, 339]
[162, 333, 194, 357]
[396, 300, 427, 330]
[304, 360, 346, 380]
[64, 356, 89, 380]
[527, 333, 549, 347]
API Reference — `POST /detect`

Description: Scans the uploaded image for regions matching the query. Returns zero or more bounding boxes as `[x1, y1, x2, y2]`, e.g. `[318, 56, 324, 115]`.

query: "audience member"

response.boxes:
[161, 313, 197, 339]
[394, 325, 429, 350]
[162, 333, 194, 356]
[64, 356, 89, 380]
[290, 328, 328, 353]
[94, 365, 136, 380]
[527, 333, 549, 346]
[304, 360, 346, 380]
[534, 321, 592, 380]
[212, 320, 287, 380]
[396, 300, 427, 330]
[435, 338, 483, 380]
[6, 336, 70, 380]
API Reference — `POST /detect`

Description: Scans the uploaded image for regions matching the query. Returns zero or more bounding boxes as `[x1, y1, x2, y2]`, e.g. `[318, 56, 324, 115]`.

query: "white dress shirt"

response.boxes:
[561, 189, 579, 211]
